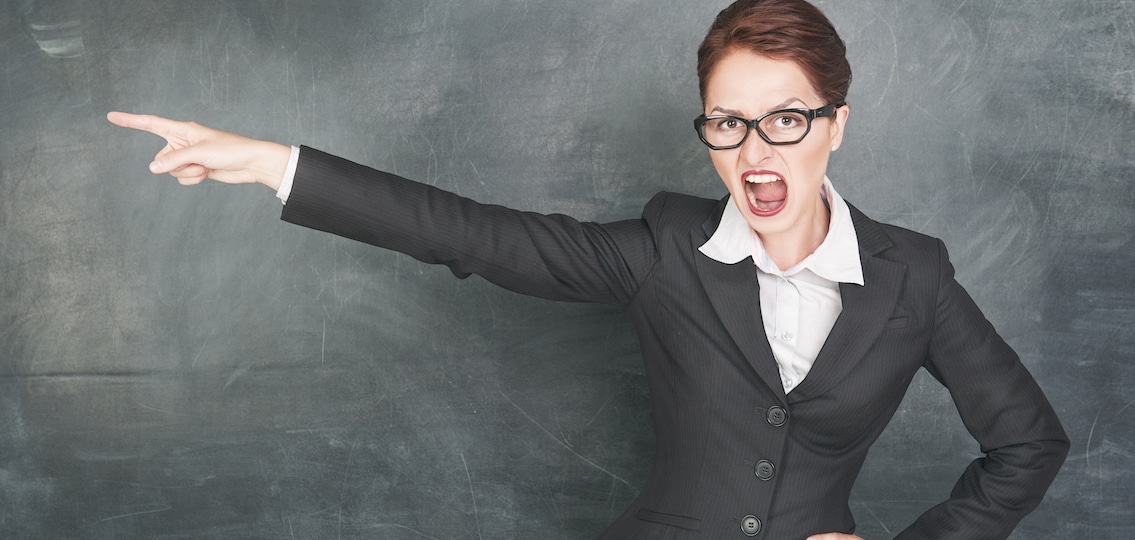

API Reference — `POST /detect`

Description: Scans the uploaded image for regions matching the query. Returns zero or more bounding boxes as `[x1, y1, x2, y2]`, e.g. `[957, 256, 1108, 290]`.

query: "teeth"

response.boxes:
[745, 173, 780, 184]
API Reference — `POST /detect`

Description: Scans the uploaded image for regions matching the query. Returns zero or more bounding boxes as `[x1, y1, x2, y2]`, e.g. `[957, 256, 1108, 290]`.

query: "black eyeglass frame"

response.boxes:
[693, 103, 844, 149]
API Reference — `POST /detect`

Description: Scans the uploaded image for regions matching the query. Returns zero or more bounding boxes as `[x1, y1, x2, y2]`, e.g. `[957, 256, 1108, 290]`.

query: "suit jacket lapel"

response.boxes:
[787, 203, 907, 403]
[692, 198, 788, 404]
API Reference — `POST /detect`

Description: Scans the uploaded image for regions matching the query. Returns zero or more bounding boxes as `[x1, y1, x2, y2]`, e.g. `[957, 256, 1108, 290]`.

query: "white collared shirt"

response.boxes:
[699, 177, 863, 394]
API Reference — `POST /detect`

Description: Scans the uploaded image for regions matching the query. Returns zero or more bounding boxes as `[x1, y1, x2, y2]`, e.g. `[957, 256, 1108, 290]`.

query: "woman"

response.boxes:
[108, 0, 1068, 538]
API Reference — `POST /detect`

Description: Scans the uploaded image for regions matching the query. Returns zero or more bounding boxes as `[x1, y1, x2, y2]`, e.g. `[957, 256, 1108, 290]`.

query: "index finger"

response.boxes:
[107, 111, 189, 139]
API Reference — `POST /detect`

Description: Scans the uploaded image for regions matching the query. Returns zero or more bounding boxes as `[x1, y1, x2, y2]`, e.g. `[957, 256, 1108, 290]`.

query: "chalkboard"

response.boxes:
[1, 0, 1132, 538]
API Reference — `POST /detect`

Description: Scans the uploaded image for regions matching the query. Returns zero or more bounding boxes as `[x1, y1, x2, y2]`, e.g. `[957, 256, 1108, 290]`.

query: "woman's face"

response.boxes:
[703, 50, 849, 241]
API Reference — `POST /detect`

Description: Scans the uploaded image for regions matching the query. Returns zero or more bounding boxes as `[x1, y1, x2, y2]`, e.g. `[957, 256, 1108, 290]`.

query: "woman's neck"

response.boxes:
[759, 198, 831, 271]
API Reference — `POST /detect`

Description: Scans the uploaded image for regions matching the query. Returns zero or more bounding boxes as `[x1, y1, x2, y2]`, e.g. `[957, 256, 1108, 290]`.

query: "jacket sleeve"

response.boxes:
[279, 146, 658, 306]
[896, 239, 1069, 539]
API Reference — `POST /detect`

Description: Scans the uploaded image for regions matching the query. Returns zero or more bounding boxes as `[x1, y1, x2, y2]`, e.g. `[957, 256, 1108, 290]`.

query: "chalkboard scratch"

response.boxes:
[1113, 398, 1135, 419]
[307, 502, 342, 517]
[337, 437, 360, 539]
[870, 10, 898, 108]
[950, 0, 971, 20]
[321, 316, 327, 364]
[191, 337, 210, 367]
[918, 203, 947, 232]
[1085, 406, 1102, 478]
[977, 0, 1007, 61]
[862, 503, 892, 534]
[500, 391, 633, 488]
[240, 54, 283, 108]
[288, 58, 300, 125]
[549, 487, 564, 526]
[373, 523, 443, 539]
[477, 286, 498, 329]
[461, 452, 483, 540]
[556, 412, 572, 447]
[95, 477, 211, 489]
[129, 398, 196, 418]
[470, 161, 491, 197]
[98, 505, 172, 522]
[606, 474, 620, 515]
[271, 436, 289, 463]
[222, 366, 248, 391]
[584, 395, 612, 429]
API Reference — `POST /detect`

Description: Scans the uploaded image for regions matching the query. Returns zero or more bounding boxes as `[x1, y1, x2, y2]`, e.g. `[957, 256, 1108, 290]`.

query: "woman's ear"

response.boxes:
[829, 104, 850, 151]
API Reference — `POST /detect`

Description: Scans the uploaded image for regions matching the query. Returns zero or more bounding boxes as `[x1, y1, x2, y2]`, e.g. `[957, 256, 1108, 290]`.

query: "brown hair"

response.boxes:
[697, 0, 851, 106]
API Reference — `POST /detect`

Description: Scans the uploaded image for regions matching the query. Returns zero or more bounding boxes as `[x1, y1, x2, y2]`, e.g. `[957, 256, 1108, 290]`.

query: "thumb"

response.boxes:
[150, 147, 212, 186]
[169, 163, 210, 185]
[149, 144, 214, 175]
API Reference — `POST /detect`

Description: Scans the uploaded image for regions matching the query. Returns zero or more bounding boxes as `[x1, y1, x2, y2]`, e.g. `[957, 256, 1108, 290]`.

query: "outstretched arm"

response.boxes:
[107, 112, 291, 189]
[279, 146, 658, 305]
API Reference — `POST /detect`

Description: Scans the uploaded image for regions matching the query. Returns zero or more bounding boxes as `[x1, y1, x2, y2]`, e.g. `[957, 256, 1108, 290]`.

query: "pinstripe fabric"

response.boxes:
[281, 147, 1068, 539]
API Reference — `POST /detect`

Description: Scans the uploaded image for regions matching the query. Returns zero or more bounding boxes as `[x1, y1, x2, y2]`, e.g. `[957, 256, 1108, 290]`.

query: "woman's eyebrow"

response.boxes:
[771, 97, 806, 110]
[709, 98, 808, 118]
[709, 106, 745, 116]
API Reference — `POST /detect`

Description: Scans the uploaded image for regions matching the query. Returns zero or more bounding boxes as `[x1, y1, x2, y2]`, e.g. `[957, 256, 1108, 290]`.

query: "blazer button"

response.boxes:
[740, 514, 762, 536]
[766, 406, 787, 427]
[754, 460, 775, 481]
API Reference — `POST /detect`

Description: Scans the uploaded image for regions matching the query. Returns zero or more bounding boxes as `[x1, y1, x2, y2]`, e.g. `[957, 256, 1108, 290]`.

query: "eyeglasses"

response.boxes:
[694, 103, 842, 149]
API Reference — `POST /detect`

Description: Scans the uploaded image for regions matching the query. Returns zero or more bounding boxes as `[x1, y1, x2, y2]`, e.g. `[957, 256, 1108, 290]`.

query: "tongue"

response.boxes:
[749, 180, 787, 210]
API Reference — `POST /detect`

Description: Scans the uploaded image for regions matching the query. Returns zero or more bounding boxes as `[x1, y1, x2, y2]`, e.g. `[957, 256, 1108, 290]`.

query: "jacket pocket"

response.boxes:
[634, 508, 702, 531]
[882, 316, 910, 330]
[883, 303, 912, 330]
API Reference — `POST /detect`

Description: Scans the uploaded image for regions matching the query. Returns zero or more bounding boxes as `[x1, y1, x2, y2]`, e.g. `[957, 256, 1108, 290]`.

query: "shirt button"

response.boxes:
[781, 332, 793, 341]
[740, 514, 762, 536]
[754, 460, 775, 481]
[766, 406, 788, 427]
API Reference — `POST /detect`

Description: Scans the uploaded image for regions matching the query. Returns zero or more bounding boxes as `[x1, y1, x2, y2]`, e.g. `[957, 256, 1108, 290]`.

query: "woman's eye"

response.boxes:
[775, 115, 799, 127]
[716, 119, 742, 131]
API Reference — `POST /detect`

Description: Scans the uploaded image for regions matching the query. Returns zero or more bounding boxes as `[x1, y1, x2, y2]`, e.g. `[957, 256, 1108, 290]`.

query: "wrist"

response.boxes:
[253, 141, 292, 190]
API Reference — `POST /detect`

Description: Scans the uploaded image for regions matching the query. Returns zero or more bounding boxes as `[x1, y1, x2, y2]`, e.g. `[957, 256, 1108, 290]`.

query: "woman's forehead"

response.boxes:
[704, 51, 821, 112]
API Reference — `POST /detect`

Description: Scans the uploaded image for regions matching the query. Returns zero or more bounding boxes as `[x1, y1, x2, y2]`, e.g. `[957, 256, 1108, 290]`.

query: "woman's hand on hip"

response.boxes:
[107, 112, 291, 190]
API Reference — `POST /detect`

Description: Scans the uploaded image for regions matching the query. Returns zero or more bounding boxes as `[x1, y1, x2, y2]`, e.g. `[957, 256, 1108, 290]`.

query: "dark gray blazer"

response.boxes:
[281, 146, 1068, 540]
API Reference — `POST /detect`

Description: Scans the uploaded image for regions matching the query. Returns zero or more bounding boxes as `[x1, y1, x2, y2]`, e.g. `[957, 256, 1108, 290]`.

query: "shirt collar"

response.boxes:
[698, 176, 864, 285]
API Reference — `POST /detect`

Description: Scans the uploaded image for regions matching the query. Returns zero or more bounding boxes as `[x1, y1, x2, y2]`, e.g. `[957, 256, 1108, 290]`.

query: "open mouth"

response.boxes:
[744, 172, 787, 217]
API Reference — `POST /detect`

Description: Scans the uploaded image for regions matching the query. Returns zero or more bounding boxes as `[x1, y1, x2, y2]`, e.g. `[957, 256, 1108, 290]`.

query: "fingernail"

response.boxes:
[149, 160, 162, 172]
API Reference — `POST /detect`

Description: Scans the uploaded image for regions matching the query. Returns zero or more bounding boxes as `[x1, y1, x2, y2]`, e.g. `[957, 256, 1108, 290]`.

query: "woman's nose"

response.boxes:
[739, 127, 774, 163]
